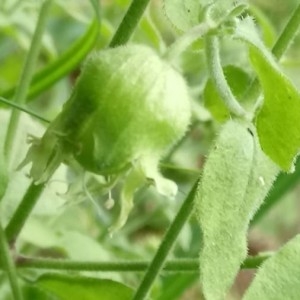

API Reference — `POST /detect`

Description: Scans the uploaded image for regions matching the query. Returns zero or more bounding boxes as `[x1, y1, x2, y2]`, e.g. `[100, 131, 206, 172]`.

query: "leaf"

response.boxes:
[251, 46, 300, 172]
[251, 157, 300, 225]
[243, 235, 300, 300]
[36, 274, 134, 300]
[196, 120, 279, 300]
[204, 65, 251, 122]
[1, 19, 99, 102]
[156, 274, 198, 300]
[234, 17, 300, 171]
[23, 285, 55, 300]
[163, 0, 202, 32]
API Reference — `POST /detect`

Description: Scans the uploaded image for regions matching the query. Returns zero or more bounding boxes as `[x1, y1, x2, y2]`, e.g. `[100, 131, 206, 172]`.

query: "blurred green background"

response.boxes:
[0, 0, 300, 299]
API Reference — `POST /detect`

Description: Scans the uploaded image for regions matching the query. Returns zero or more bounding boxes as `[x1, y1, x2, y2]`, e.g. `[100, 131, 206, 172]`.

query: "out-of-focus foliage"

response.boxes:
[1, 0, 300, 299]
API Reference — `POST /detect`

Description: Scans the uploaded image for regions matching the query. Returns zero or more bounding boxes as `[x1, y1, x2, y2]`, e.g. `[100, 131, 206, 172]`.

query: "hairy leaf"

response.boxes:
[163, 0, 202, 32]
[196, 120, 278, 300]
[244, 235, 300, 300]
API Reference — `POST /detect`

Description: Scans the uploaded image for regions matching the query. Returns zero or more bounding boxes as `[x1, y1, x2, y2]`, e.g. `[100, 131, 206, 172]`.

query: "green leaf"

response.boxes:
[23, 285, 54, 300]
[251, 157, 300, 225]
[203, 65, 251, 122]
[251, 45, 300, 172]
[156, 274, 197, 300]
[234, 17, 300, 171]
[196, 120, 278, 300]
[163, 0, 202, 32]
[1, 19, 99, 102]
[243, 235, 300, 300]
[36, 274, 134, 300]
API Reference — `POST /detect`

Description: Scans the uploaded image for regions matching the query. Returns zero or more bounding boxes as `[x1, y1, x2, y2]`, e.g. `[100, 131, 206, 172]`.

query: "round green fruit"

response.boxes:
[72, 45, 191, 175]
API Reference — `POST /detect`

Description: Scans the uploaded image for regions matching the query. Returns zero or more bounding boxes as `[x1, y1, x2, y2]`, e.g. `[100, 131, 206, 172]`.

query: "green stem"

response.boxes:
[4, 0, 52, 165]
[2, 19, 99, 102]
[0, 223, 23, 300]
[0, 97, 50, 123]
[13, 255, 268, 272]
[205, 35, 247, 118]
[132, 180, 199, 300]
[164, 23, 211, 64]
[5, 183, 45, 245]
[109, 0, 151, 47]
[245, 2, 300, 103]
[272, 3, 300, 59]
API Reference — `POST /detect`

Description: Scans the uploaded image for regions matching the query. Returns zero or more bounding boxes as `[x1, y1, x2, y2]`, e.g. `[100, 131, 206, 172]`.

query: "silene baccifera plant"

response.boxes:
[19, 44, 192, 231]
[2, 0, 300, 299]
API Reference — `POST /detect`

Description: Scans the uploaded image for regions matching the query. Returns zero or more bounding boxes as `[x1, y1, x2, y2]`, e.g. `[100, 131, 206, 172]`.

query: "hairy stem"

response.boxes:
[205, 35, 247, 118]
[5, 183, 45, 245]
[11, 254, 269, 272]
[132, 180, 199, 300]
[4, 0, 52, 165]
[109, 0, 151, 47]
[0, 223, 23, 300]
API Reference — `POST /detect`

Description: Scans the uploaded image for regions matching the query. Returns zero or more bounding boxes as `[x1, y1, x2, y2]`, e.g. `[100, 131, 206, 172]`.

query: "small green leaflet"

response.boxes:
[243, 235, 300, 300]
[163, 0, 247, 33]
[204, 65, 251, 122]
[36, 274, 134, 300]
[163, 0, 202, 32]
[234, 17, 300, 172]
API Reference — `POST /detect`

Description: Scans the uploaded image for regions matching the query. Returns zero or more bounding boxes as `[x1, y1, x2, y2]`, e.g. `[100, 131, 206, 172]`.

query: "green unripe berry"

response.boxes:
[21, 45, 191, 182]
[20, 44, 191, 230]
[72, 45, 191, 175]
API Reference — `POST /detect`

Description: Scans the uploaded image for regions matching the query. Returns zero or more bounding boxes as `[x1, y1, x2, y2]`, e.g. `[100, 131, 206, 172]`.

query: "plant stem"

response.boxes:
[4, 0, 52, 166]
[5, 183, 45, 245]
[245, 2, 300, 103]
[205, 35, 247, 118]
[0, 97, 50, 123]
[2, 19, 99, 102]
[164, 23, 211, 64]
[0, 223, 23, 300]
[132, 180, 199, 300]
[109, 0, 151, 47]
[11, 254, 269, 272]
[272, 3, 300, 59]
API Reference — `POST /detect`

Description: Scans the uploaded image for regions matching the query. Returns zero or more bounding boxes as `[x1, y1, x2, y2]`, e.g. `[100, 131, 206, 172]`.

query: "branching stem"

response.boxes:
[0, 223, 23, 300]
[12, 254, 269, 272]
[205, 35, 247, 118]
[4, 0, 52, 166]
